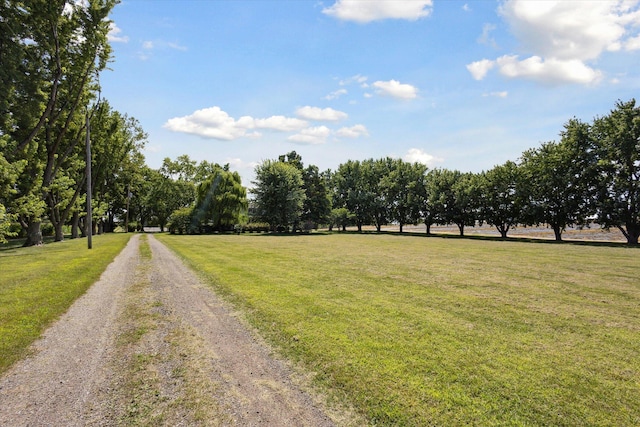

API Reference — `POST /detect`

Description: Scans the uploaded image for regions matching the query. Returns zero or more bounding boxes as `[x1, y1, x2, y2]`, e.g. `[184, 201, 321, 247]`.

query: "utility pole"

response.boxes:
[86, 113, 92, 249]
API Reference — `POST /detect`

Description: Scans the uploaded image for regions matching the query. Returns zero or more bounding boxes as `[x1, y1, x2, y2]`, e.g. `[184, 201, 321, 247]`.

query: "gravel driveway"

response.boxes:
[0, 234, 340, 426]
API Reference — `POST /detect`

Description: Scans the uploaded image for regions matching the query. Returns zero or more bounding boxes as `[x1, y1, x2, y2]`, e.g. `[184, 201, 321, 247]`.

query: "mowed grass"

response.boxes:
[0, 233, 132, 374]
[156, 233, 640, 426]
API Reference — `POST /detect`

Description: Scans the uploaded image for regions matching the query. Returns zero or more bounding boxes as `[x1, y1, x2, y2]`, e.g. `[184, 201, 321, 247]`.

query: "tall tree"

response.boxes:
[382, 159, 427, 233]
[334, 160, 371, 231]
[194, 166, 247, 232]
[301, 165, 331, 227]
[592, 99, 640, 244]
[519, 119, 595, 241]
[251, 160, 305, 232]
[479, 161, 523, 238]
[2, 0, 116, 245]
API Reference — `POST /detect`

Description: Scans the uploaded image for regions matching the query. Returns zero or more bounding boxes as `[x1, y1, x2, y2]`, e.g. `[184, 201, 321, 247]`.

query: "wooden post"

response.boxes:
[86, 113, 92, 249]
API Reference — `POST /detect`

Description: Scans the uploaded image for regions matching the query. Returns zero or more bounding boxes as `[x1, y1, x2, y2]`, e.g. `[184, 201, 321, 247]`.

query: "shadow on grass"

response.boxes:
[155, 229, 638, 248]
[352, 229, 638, 249]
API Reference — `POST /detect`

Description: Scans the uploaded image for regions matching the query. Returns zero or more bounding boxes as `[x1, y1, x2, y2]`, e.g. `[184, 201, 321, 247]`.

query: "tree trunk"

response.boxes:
[496, 224, 509, 239]
[399, 223, 404, 233]
[71, 211, 79, 238]
[425, 221, 431, 235]
[457, 223, 465, 236]
[54, 221, 64, 242]
[552, 225, 563, 241]
[618, 224, 639, 245]
[80, 217, 87, 237]
[23, 220, 43, 247]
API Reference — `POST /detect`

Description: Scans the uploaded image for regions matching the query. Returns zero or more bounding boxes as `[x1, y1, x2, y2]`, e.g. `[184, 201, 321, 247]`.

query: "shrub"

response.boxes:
[244, 222, 270, 233]
[168, 207, 196, 235]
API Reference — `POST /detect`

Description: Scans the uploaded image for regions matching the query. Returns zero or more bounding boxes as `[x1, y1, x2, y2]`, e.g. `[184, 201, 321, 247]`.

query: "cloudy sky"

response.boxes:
[102, 0, 640, 185]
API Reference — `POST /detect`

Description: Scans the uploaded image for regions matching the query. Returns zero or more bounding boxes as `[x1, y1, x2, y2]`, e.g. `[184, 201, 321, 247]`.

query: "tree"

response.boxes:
[194, 166, 248, 232]
[330, 207, 353, 231]
[2, 0, 116, 245]
[479, 161, 523, 238]
[382, 159, 427, 233]
[592, 99, 640, 244]
[251, 160, 305, 231]
[519, 119, 595, 241]
[333, 160, 372, 231]
[143, 170, 194, 232]
[449, 172, 481, 236]
[0, 137, 25, 242]
[301, 165, 332, 227]
[89, 102, 147, 234]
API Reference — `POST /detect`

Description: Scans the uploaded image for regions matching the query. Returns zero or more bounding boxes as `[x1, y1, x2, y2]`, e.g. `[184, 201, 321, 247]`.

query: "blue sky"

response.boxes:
[102, 0, 640, 185]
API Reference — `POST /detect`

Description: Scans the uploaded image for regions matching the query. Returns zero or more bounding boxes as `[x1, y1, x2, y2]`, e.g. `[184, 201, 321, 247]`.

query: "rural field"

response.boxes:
[156, 232, 639, 426]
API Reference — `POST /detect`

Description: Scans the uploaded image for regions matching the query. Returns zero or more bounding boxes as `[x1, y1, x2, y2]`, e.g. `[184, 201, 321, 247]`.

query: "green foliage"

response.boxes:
[0, 205, 14, 244]
[194, 166, 248, 232]
[251, 159, 306, 231]
[158, 233, 640, 426]
[167, 207, 196, 235]
[479, 161, 523, 238]
[330, 207, 354, 231]
[243, 222, 270, 233]
[592, 99, 640, 244]
[519, 118, 595, 241]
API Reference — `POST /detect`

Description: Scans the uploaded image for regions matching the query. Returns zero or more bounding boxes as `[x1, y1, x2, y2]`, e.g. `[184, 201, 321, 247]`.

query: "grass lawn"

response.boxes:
[156, 232, 640, 426]
[0, 233, 132, 374]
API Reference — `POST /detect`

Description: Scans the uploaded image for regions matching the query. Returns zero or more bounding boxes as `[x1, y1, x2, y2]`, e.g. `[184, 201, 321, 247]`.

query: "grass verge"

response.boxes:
[0, 233, 132, 374]
[156, 233, 640, 426]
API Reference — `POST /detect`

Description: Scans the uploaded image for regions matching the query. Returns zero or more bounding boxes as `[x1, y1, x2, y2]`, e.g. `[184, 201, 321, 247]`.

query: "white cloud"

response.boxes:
[107, 22, 129, 43]
[372, 80, 418, 99]
[225, 157, 259, 172]
[142, 41, 154, 50]
[253, 116, 308, 131]
[496, 55, 603, 85]
[499, 0, 636, 61]
[324, 89, 348, 100]
[287, 126, 332, 145]
[163, 107, 307, 140]
[403, 148, 443, 167]
[336, 124, 369, 138]
[323, 0, 433, 23]
[626, 34, 640, 50]
[468, 0, 640, 85]
[296, 106, 348, 121]
[467, 59, 495, 80]
[463, 4, 471, 12]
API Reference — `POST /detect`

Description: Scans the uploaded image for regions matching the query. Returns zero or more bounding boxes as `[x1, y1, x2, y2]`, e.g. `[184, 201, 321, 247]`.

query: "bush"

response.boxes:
[302, 220, 315, 233]
[244, 222, 270, 233]
[168, 207, 196, 235]
[41, 222, 54, 237]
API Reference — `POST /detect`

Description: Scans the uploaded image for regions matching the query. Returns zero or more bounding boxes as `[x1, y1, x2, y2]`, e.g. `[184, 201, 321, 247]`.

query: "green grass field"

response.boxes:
[156, 233, 640, 426]
[0, 233, 132, 374]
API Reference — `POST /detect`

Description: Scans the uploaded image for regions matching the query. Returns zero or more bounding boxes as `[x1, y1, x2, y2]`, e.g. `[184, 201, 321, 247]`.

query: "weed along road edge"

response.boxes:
[0, 234, 338, 426]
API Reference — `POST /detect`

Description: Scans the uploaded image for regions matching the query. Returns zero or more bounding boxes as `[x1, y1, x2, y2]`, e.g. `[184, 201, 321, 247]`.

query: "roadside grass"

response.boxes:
[0, 233, 132, 374]
[156, 233, 640, 426]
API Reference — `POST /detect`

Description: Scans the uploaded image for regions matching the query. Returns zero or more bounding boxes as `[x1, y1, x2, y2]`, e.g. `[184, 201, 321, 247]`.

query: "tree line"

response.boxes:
[248, 99, 640, 244]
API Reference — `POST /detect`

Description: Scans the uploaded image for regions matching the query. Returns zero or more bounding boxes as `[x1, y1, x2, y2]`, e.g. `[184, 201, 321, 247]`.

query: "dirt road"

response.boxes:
[0, 234, 340, 426]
